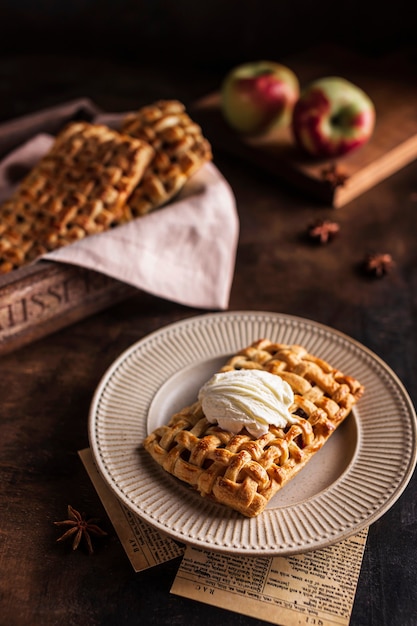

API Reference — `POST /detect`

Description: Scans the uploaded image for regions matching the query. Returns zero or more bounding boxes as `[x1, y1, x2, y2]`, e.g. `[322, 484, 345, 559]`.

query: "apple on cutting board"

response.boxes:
[291, 76, 376, 158]
[220, 60, 300, 135]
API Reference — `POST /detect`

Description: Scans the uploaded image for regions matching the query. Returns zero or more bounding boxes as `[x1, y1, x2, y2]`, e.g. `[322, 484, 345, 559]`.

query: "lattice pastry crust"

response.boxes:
[0, 121, 154, 273]
[143, 339, 364, 517]
[121, 100, 213, 216]
[0, 102, 212, 274]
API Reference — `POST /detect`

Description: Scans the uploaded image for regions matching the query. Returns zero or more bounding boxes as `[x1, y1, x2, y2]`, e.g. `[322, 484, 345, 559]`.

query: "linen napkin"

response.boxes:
[0, 100, 239, 310]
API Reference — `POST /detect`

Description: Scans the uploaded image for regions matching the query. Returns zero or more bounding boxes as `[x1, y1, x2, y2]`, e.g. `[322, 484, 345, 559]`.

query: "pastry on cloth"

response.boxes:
[0, 101, 213, 274]
[121, 100, 213, 216]
[0, 121, 154, 273]
[143, 339, 364, 517]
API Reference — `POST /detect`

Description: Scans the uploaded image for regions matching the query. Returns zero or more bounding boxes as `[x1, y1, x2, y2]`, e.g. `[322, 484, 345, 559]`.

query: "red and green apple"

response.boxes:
[220, 60, 300, 135]
[292, 76, 375, 158]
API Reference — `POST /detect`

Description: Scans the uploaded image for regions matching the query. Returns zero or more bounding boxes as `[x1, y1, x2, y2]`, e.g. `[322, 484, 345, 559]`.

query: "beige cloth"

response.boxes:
[0, 100, 239, 310]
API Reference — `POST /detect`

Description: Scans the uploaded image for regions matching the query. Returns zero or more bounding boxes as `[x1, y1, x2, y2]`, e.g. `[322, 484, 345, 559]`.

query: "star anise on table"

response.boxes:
[362, 252, 394, 277]
[54, 505, 107, 554]
[321, 163, 349, 188]
[306, 218, 340, 244]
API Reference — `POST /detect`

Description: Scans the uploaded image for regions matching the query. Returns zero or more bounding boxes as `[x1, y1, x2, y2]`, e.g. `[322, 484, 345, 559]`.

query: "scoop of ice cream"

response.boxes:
[198, 368, 296, 438]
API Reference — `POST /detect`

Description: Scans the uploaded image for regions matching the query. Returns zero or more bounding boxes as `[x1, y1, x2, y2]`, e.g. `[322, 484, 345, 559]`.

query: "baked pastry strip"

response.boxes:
[143, 339, 364, 517]
[0, 121, 154, 273]
[121, 100, 212, 216]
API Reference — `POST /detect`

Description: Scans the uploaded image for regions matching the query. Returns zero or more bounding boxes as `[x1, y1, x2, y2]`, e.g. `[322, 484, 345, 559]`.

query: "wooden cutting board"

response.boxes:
[191, 45, 417, 208]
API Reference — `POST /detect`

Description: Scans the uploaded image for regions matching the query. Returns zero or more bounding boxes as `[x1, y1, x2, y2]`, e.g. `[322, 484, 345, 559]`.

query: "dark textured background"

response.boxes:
[1, 1, 416, 127]
[1, 0, 415, 65]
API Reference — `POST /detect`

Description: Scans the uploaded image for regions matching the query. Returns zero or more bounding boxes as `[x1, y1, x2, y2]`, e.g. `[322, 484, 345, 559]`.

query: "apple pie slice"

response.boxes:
[121, 100, 212, 216]
[143, 338, 364, 517]
[0, 121, 154, 273]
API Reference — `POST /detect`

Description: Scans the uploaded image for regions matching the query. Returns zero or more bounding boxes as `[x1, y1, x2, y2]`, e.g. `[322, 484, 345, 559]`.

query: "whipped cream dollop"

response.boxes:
[198, 368, 297, 438]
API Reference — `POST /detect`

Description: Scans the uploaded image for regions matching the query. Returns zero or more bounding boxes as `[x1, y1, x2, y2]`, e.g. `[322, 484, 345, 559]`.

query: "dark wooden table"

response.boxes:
[1, 49, 417, 626]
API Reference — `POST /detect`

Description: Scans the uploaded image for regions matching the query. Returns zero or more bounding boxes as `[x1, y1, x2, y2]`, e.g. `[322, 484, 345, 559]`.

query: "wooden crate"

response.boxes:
[0, 261, 135, 355]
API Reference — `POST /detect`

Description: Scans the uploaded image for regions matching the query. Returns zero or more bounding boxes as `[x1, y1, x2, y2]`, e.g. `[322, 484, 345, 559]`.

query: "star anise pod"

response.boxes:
[362, 252, 394, 277]
[321, 163, 349, 189]
[307, 219, 340, 244]
[54, 505, 107, 554]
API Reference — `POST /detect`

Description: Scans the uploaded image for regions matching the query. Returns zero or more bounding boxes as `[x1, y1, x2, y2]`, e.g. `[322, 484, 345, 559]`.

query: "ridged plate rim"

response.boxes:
[88, 311, 417, 556]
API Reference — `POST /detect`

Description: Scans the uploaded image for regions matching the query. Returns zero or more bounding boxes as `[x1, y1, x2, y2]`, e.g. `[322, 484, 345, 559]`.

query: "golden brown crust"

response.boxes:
[143, 339, 364, 517]
[0, 101, 212, 274]
[0, 121, 154, 273]
[121, 100, 212, 216]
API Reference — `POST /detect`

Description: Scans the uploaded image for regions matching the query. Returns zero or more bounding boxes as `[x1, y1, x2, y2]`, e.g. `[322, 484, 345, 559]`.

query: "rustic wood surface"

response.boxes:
[1, 47, 417, 626]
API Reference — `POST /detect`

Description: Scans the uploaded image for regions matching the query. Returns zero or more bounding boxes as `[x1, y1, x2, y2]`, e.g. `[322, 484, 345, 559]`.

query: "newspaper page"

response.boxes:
[171, 530, 368, 626]
[78, 448, 184, 572]
[80, 447, 367, 624]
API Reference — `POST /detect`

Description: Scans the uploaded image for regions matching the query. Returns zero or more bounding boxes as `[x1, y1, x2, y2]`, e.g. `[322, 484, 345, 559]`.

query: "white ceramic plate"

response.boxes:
[88, 311, 417, 556]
